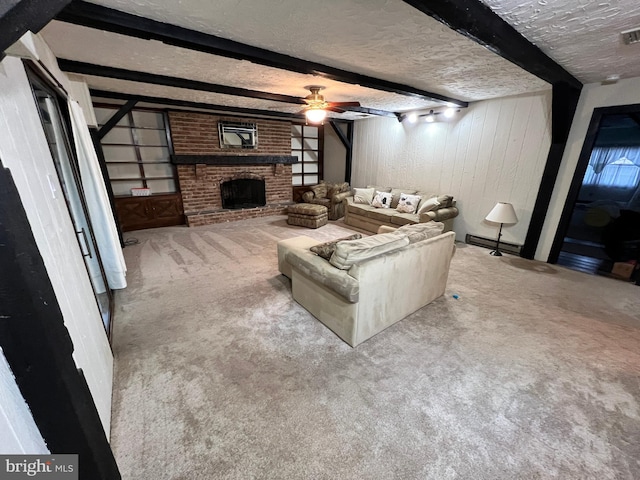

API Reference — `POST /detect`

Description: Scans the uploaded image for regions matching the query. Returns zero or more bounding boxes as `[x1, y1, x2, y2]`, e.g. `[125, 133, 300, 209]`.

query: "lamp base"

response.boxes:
[490, 250, 503, 256]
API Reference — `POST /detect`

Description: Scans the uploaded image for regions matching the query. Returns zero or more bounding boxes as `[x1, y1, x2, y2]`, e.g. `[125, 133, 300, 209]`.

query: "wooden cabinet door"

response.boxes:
[115, 193, 184, 232]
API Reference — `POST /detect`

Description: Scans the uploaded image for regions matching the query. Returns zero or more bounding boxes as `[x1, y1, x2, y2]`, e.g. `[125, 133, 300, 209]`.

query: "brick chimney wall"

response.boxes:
[168, 111, 293, 226]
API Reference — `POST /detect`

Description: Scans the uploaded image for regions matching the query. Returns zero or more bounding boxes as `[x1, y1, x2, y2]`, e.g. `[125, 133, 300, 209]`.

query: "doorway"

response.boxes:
[551, 104, 640, 283]
[28, 70, 115, 336]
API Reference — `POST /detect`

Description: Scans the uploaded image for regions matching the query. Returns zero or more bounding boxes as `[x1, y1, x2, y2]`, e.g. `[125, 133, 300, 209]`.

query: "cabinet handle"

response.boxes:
[77, 228, 93, 259]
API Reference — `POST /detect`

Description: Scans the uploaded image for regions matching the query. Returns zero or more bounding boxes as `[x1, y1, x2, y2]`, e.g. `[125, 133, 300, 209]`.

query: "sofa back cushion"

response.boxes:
[310, 233, 363, 260]
[367, 185, 391, 193]
[310, 183, 328, 199]
[329, 231, 410, 270]
[397, 221, 444, 243]
[389, 188, 417, 208]
[353, 187, 375, 205]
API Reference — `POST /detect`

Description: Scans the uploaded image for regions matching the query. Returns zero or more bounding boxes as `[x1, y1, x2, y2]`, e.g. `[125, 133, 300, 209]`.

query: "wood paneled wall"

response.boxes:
[352, 91, 552, 246]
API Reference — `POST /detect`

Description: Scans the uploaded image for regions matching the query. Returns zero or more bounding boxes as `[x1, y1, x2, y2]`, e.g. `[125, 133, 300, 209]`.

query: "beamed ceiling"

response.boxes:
[36, 0, 640, 121]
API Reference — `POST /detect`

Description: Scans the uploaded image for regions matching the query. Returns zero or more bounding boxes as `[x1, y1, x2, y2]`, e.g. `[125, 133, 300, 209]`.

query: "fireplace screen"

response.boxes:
[220, 178, 266, 209]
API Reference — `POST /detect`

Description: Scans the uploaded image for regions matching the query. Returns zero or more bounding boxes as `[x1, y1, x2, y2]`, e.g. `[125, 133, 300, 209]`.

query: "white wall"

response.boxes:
[0, 55, 113, 435]
[352, 91, 552, 245]
[0, 348, 49, 454]
[324, 123, 347, 183]
[537, 77, 640, 260]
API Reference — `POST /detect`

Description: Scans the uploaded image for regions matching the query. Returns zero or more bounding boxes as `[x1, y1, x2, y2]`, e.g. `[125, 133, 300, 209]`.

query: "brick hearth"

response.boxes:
[169, 111, 294, 226]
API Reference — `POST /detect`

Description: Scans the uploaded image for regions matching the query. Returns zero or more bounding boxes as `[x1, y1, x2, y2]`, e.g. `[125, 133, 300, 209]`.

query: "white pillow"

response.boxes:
[417, 196, 441, 214]
[396, 193, 422, 213]
[353, 187, 375, 205]
[371, 191, 393, 208]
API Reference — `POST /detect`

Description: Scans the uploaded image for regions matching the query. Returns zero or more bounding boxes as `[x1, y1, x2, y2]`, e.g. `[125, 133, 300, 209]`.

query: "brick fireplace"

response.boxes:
[169, 111, 295, 227]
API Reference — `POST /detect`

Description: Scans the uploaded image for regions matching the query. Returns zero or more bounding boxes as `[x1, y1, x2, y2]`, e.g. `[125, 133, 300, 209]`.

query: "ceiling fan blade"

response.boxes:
[326, 106, 346, 113]
[329, 101, 361, 107]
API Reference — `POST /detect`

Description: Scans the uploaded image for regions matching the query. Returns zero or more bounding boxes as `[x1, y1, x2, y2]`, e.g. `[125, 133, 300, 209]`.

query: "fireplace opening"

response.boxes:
[220, 178, 266, 209]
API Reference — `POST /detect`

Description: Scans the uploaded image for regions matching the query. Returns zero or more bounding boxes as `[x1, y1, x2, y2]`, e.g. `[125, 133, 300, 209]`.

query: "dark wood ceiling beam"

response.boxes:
[59, 59, 305, 105]
[338, 106, 398, 119]
[96, 98, 136, 139]
[90, 89, 307, 121]
[0, 0, 72, 58]
[55, 1, 468, 107]
[401, 0, 582, 90]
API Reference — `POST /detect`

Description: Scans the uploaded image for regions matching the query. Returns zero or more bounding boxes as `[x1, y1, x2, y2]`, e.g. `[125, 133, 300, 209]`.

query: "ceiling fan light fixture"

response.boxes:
[407, 113, 418, 123]
[305, 107, 327, 124]
[444, 108, 456, 118]
[425, 111, 435, 123]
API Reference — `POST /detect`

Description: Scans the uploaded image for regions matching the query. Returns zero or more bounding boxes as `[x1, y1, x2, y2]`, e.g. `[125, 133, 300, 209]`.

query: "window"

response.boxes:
[291, 124, 323, 186]
[94, 106, 178, 196]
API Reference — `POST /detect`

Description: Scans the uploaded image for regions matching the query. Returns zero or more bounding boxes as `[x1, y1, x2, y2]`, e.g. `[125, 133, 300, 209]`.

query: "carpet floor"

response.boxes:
[110, 216, 640, 480]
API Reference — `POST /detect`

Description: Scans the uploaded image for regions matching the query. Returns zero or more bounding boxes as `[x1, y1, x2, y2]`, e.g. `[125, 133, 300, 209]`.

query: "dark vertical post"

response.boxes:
[521, 82, 582, 259]
[0, 160, 121, 479]
[345, 122, 354, 184]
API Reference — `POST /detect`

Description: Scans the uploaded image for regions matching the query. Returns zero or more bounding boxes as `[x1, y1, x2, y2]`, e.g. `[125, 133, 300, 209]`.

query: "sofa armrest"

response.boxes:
[432, 206, 459, 222]
[331, 191, 352, 205]
[286, 250, 360, 303]
[301, 191, 315, 203]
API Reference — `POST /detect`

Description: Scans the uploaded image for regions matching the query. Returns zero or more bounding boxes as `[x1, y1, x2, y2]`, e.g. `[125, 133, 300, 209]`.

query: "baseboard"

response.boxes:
[465, 234, 522, 256]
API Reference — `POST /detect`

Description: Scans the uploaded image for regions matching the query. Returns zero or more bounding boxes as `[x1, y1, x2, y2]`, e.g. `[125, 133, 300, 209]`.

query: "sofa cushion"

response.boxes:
[390, 212, 420, 226]
[364, 207, 397, 222]
[372, 191, 393, 208]
[396, 194, 422, 213]
[390, 188, 417, 208]
[397, 222, 444, 243]
[310, 233, 363, 260]
[329, 232, 410, 270]
[347, 202, 372, 215]
[354, 187, 375, 204]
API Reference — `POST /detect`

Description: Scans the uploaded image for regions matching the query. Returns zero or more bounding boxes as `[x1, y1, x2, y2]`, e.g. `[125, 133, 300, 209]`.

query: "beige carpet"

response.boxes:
[110, 216, 640, 480]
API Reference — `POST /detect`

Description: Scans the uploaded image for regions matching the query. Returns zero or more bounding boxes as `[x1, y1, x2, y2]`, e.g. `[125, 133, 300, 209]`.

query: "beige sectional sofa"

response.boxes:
[277, 223, 456, 347]
[343, 185, 459, 234]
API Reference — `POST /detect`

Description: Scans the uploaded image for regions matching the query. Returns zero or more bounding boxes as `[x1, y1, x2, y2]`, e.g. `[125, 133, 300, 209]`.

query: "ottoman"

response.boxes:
[287, 203, 328, 229]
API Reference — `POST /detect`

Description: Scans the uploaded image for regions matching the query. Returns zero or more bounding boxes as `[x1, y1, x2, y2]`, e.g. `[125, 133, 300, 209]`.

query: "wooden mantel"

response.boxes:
[171, 155, 298, 165]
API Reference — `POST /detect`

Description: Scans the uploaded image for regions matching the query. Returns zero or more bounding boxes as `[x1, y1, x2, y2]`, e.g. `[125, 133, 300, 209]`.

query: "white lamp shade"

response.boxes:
[485, 202, 518, 224]
[305, 108, 327, 124]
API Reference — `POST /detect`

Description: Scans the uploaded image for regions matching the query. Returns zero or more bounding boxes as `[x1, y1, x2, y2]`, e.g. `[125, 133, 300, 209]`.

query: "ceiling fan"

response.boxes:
[300, 85, 361, 123]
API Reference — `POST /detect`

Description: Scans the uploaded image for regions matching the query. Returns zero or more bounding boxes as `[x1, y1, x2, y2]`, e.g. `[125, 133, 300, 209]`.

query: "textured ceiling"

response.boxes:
[481, 0, 640, 83]
[39, 0, 640, 119]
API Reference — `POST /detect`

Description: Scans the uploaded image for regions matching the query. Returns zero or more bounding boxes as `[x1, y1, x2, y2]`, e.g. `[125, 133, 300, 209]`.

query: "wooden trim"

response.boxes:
[401, 0, 581, 90]
[56, 1, 468, 107]
[0, 0, 72, 57]
[172, 154, 298, 165]
[0, 161, 121, 479]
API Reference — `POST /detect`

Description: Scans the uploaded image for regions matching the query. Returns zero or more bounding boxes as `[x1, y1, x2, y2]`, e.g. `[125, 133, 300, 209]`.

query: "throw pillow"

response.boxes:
[353, 187, 375, 205]
[437, 194, 454, 208]
[372, 191, 393, 208]
[309, 233, 363, 260]
[417, 196, 441, 214]
[396, 193, 422, 213]
[310, 183, 328, 199]
[390, 188, 417, 208]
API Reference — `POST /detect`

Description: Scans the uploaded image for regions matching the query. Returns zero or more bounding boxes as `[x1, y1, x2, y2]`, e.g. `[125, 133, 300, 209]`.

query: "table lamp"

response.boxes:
[485, 202, 518, 256]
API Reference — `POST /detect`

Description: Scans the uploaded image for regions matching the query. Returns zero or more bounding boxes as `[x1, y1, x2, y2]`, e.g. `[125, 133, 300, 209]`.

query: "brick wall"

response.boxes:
[168, 111, 293, 226]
